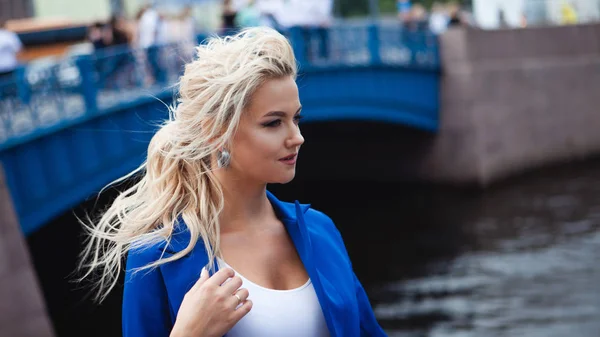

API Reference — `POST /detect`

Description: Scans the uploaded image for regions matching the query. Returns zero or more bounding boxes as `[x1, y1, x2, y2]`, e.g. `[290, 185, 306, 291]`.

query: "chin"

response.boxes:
[271, 171, 296, 184]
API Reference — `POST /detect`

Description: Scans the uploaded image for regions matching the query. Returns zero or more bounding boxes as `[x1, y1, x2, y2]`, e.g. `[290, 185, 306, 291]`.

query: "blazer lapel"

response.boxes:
[159, 225, 212, 318]
[266, 191, 337, 337]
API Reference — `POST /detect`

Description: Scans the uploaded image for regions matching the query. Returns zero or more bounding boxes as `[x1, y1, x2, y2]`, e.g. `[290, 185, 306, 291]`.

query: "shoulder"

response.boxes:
[304, 207, 336, 228]
[273, 194, 343, 240]
[126, 222, 199, 269]
[302, 205, 346, 245]
[126, 239, 169, 270]
[300, 205, 354, 270]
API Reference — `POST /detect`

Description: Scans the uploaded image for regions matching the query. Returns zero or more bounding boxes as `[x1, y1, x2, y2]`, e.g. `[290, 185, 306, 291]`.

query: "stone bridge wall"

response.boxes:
[0, 164, 54, 337]
[424, 23, 600, 186]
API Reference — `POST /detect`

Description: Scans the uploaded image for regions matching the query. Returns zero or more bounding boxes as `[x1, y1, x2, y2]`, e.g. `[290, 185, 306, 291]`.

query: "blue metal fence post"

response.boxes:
[14, 66, 30, 104]
[289, 26, 307, 70]
[368, 24, 381, 65]
[76, 55, 98, 113]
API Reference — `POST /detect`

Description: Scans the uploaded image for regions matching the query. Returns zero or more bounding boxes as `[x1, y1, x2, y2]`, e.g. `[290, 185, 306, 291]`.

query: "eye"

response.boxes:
[293, 114, 304, 125]
[263, 120, 282, 128]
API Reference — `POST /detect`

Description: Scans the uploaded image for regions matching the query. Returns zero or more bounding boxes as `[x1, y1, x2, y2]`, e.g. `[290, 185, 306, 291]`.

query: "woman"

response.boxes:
[79, 27, 386, 337]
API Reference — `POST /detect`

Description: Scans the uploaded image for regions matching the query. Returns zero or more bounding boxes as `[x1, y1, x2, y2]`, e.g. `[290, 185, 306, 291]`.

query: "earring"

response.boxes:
[217, 149, 231, 168]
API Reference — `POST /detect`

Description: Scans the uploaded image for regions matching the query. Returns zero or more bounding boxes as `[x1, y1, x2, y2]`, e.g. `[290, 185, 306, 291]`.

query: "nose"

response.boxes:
[285, 124, 304, 149]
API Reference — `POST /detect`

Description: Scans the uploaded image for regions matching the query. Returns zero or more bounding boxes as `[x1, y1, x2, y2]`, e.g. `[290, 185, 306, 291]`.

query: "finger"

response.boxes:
[236, 288, 249, 302]
[191, 266, 210, 292]
[231, 299, 253, 322]
[220, 275, 243, 295]
[228, 288, 249, 309]
[205, 267, 235, 287]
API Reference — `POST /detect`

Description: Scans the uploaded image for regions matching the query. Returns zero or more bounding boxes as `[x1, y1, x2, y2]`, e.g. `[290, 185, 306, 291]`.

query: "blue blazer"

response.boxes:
[123, 191, 387, 337]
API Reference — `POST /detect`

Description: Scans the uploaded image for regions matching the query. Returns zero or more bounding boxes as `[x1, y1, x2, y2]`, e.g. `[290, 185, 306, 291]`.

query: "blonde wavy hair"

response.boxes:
[79, 27, 298, 302]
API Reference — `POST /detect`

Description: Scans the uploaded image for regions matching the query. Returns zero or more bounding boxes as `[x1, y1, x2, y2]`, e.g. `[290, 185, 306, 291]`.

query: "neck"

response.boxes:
[216, 172, 273, 233]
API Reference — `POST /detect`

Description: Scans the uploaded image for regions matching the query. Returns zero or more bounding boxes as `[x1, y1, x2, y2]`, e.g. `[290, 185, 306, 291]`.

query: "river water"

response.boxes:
[274, 159, 600, 337]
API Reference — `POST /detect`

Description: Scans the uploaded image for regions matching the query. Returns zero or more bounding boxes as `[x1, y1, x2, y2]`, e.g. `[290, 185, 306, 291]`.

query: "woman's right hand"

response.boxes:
[170, 267, 252, 337]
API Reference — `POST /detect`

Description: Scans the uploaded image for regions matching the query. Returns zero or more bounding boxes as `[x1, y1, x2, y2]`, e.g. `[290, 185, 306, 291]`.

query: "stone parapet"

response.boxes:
[0, 164, 54, 337]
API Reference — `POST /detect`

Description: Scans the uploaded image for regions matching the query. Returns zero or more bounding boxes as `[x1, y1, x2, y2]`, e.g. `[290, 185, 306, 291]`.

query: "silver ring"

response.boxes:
[234, 293, 242, 304]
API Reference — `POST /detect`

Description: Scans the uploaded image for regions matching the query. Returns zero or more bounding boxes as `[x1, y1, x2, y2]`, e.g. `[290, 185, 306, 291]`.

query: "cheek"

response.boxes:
[235, 130, 281, 164]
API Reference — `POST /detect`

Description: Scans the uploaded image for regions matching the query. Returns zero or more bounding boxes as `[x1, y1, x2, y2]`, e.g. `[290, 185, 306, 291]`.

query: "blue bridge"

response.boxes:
[0, 24, 440, 235]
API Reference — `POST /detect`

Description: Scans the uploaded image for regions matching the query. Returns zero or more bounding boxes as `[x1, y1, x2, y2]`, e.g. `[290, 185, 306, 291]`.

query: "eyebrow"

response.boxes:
[263, 106, 302, 118]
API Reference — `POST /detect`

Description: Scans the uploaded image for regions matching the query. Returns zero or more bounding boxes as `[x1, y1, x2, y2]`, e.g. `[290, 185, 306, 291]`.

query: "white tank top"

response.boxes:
[218, 259, 330, 337]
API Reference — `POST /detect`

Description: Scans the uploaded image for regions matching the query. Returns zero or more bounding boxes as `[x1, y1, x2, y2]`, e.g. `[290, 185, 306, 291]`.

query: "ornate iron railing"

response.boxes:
[0, 24, 439, 151]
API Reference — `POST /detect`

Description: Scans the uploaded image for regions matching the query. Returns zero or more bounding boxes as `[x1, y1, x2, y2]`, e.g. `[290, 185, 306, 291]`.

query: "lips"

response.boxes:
[279, 153, 297, 161]
[279, 153, 298, 165]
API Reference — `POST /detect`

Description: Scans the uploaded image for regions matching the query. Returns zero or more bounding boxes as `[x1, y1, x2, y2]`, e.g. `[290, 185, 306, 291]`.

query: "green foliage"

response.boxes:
[336, 0, 369, 17]
[380, 0, 397, 13]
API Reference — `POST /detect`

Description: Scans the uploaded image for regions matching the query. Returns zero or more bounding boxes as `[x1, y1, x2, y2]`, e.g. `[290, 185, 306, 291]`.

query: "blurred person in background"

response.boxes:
[138, 3, 160, 48]
[0, 20, 22, 82]
[236, 0, 262, 28]
[79, 27, 386, 337]
[311, 0, 334, 59]
[561, 1, 578, 25]
[254, 0, 285, 30]
[407, 4, 428, 31]
[88, 16, 130, 50]
[222, 0, 239, 34]
[429, 2, 449, 35]
[179, 6, 197, 43]
[447, 2, 466, 27]
[156, 12, 174, 45]
[107, 14, 133, 87]
[153, 7, 197, 46]
[108, 15, 131, 47]
[88, 21, 110, 50]
[284, 0, 333, 60]
[520, 12, 528, 28]
[137, 4, 163, 85]
[88, 21, 111, 90]
[397, 0, 412, 23]
[90, 15, 134, 90]
[176, 6, 198, 62]
[497, 9, 509, 28]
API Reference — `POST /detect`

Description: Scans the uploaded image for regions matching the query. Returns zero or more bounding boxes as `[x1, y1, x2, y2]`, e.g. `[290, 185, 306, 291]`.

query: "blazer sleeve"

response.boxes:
[353, 271, 387, 337]
[320, 211, 387, 336]
[122, 246, 173, 337]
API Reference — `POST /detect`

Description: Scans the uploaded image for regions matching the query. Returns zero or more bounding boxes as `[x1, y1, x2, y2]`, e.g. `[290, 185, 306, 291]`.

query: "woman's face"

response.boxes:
[228, 76, 304, 185]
